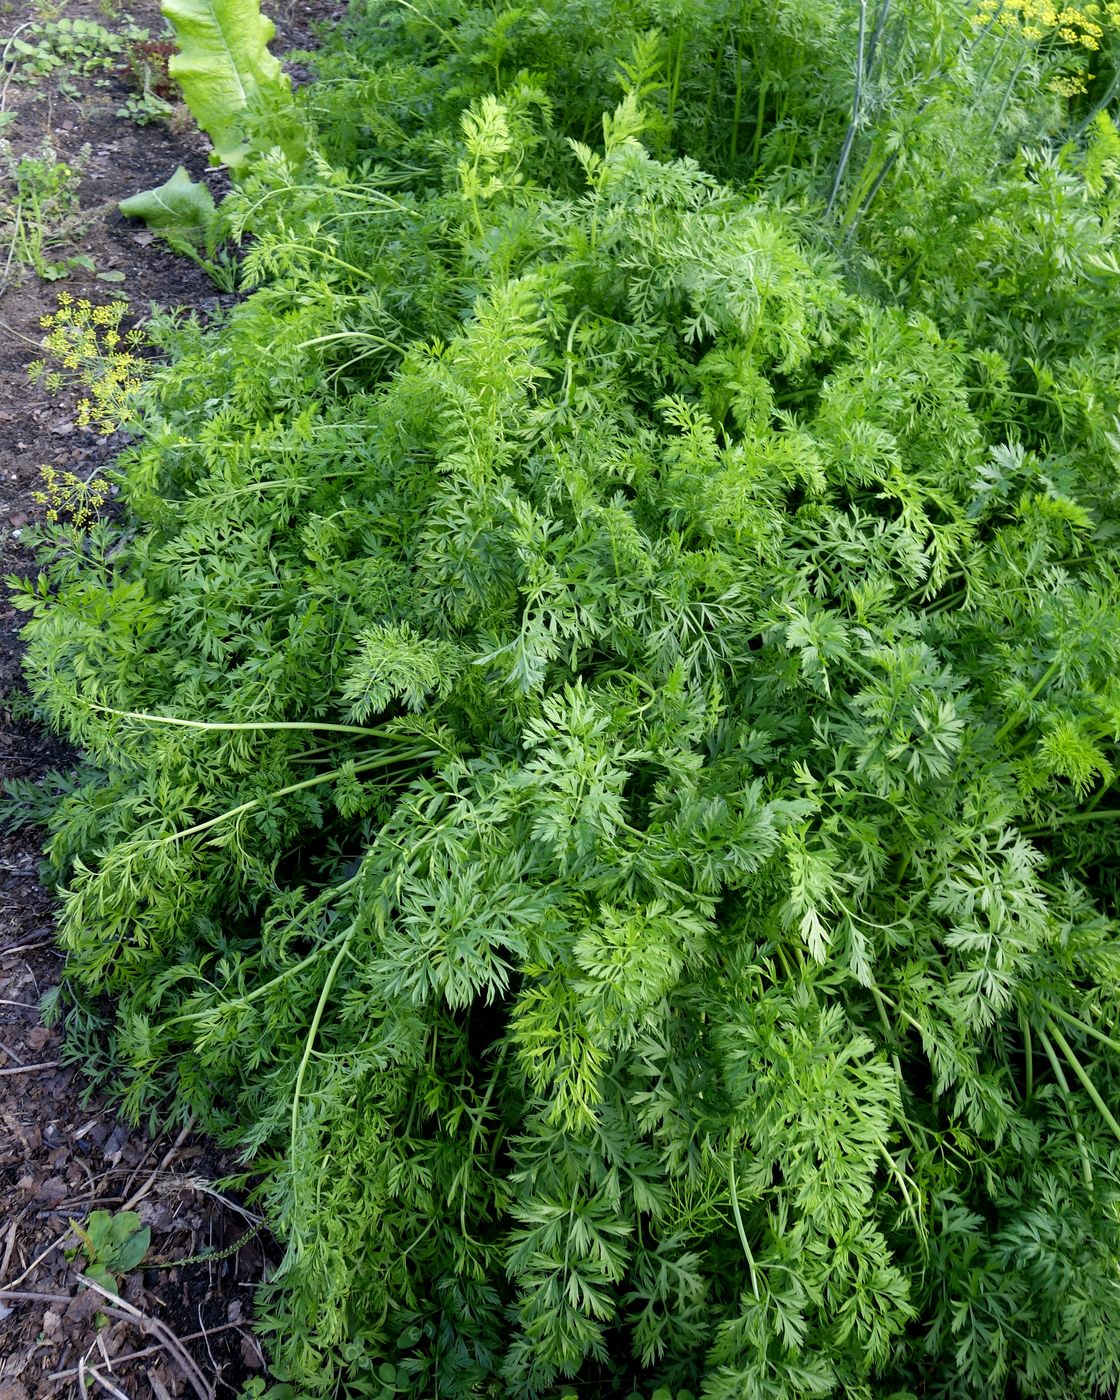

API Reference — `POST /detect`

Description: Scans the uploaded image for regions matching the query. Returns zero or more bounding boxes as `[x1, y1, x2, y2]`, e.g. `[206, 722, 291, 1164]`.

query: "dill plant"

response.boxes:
[8, 0, 1120, 1396]
[28, 293, 146, 434]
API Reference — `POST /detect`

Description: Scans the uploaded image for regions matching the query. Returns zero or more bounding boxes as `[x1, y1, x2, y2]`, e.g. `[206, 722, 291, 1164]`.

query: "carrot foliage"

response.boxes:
[9, 0, 1120, 1395]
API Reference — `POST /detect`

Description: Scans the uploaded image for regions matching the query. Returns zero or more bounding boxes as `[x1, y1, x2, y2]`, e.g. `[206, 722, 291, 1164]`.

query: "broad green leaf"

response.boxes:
[119, 165, 216, 239]
[84, 1264, 119, 1296]
[160, 0, 288, 169]
[105, 1211, 150, 1272]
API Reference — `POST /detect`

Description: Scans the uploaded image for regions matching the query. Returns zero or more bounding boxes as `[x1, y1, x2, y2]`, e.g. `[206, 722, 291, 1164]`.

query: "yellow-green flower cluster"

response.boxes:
[1048, 70, 1093, 92]
[974, 0, 1118, 48]
[31, 464, 110, 529]
[27, 292, 146, 437]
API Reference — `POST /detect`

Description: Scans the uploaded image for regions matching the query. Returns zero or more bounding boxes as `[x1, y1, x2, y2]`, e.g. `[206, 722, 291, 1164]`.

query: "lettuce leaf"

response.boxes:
[160, 0, 288, 169]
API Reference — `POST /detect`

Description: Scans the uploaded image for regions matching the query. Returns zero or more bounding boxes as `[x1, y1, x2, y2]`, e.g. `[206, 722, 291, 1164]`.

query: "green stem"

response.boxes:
[669, 33, 685, 133]
[1038, 1023, 1093, 1189]
[1047, 1019, 1120, 1146]
[870, 983, 894, 1041]
[164, 917, 357, 1030]
[387, 0, 463, 53]
[750, 75, 768, 169]
[1079, 771, 1116, 815]
[843, 143, 898, 229]
[1069, 69, 1120, 139]
[227, 183, 407, 236]
[993, 657, 1061, 744]
[877, 1139, 925, 1244]
[728, 1151, 760, 1299]
[90, 705, 399, 739]
[701, 25, 727, 155]
[868, 980, 907, 1108]
[1024, 807, 1120, 834]
[826, 0, 868, 219]
[1040, 999, 1120, 1055]
[296, 330, 409, 357]
[272, 243, 377, 282]
[290, 925, 357, 1159]
[986, 46, 1028, 140]
[872, 986, 925, 1036]
[976, 21, 1010, 96]
[558, 308, 589, 406]
[729, 17, 747, 164]
[864, 0, 892, 74]
[157, 747, 436, 848]
[845, 11, 1001, 233]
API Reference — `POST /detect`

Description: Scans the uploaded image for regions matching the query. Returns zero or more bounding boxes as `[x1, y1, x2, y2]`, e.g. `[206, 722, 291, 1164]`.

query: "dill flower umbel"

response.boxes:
[27, 293, 146, 436]
[974, 0, 1114, 48]
[31, 464, 110, 528]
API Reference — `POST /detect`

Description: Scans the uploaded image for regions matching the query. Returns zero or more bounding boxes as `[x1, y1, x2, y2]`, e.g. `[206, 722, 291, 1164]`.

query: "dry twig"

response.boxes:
[79, 1277, 215, 1400]
[0, 1059, 58, 1075]
[120, 1117, 196, 1212]
[147, 1372, 174, 1400]
[87, 1367, 133, 1400]
[0, 1217, 17, 1279]
[2, 1227, 73, 1289]
[0, 1287, 73, 1302]
[184, 1177, 262, 1227]
[47, 1323, 246, 1381]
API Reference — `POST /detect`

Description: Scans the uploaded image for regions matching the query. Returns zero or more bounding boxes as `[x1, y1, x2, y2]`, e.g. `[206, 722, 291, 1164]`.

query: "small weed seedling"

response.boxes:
[0, 139, 90, 281]
[116, 39, 175, 124]
[3, 16, 148, 90]
[117, 88, 173, 124]
[68, 1209, 150, 1295]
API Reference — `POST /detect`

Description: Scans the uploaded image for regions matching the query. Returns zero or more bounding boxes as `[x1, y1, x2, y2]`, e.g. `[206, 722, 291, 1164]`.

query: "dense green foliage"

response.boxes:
[9, 0, 1120, 1395]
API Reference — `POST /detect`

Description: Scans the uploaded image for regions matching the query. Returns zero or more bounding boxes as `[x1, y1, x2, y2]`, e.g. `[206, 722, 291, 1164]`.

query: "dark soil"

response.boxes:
[0, 2, 337, 1393]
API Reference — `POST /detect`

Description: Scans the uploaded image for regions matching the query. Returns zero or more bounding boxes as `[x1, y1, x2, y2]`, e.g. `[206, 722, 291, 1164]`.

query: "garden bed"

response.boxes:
[0, 1, 330, 1392]
[5, 0, 1120, 1395]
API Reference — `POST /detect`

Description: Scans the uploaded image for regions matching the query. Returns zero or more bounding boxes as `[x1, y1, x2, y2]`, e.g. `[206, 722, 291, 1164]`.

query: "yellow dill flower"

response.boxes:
[991, 0, 1117, 49]
[32, 464, 110, 529]
[29, 293, 148, 436]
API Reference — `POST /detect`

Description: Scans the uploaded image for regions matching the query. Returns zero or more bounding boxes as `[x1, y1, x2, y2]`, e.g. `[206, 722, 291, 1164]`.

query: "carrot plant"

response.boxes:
[7, 0, 1120, 1396]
